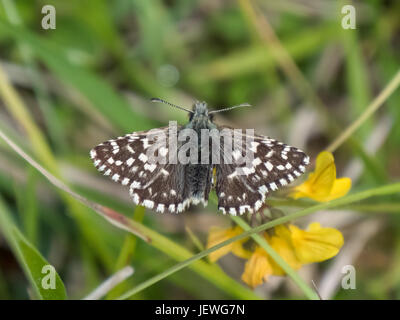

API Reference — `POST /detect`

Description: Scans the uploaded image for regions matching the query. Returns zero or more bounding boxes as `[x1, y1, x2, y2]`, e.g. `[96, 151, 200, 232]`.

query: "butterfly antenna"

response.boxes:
[209, 103, 252, 114]
[151, 98, 194, 113]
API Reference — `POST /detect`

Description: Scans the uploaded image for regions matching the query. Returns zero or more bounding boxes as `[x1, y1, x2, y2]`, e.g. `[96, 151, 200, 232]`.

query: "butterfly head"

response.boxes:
[150, 98, 251, 126]
[189, 101, 213, 123]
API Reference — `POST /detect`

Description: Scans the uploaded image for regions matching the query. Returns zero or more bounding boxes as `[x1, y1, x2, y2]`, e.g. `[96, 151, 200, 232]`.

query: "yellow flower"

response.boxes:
[241, 246, 273, 288]
[290, 151, 351, 202]
[241, 232, 302, 288]
[269, 235, 302, 275]
[289, 222, 344, 263]
[277, 223, 344, 264]
[206, 226, 251, 262]
[241, 223, 344, 288]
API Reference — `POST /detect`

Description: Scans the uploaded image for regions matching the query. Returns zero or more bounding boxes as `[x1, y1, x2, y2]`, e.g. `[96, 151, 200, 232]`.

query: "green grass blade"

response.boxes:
[0, 197, 67, 300]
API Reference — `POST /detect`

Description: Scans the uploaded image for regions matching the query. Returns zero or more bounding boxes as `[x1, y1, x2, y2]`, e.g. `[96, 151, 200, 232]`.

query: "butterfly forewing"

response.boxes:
[90, 127, 194, 213]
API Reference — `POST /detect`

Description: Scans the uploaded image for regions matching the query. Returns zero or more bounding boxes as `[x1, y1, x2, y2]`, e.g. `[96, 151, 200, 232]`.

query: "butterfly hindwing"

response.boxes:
[215, 128, 309, 215]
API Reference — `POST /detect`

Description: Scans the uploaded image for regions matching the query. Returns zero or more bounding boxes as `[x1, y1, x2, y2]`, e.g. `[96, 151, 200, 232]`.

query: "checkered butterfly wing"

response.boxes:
[90, 126, 192, 213]
[215, 127, 310, 215]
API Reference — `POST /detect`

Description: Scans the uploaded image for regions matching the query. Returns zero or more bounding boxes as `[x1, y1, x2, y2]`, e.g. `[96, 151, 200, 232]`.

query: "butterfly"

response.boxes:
[90, 98, 309, 215]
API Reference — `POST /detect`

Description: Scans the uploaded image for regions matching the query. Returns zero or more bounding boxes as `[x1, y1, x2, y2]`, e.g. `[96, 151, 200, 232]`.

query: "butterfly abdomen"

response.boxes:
[184, 163, 212, 203]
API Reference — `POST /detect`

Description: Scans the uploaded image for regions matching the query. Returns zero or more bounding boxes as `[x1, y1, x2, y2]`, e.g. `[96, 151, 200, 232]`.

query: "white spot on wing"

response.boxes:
[144, 163, 157, 172]
[266, 150, 274, 158]
[250, 141, 259, 153]
[143, 199, 154, 209]
[252, 158, 262, 166]
[139, 153, 148, 163]
[259, 185, 268, 194]
[131, 181, 141, 189]
[270, 182, 278, 191]
[242, 167, 255, 175]
[142, 138, 150, 149]
[131, 193, 140, 204]
[279, 178, 287, 186]
[254, 200, 262, 211]
[239, 205, 250, 215]
[159, 147, 168, 157]
[265, 161, 273, 171]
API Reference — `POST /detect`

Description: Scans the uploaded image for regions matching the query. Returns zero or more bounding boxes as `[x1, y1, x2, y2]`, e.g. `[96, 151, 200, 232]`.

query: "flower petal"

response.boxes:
[241, 247, 273, 288]
[310, 151, 336, 191]
[323, 177, 352, 201]
[289, 223, 344, 263]
[269, 236, 302, 275]
[274, 224, 292, 241]
[231, 242, 252, 259]
[206, 226, 246, 262]
[290, 151, 351, 202]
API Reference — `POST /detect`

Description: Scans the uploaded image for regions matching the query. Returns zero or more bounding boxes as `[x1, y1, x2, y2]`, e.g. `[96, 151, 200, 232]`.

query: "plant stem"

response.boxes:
[326, 69, 400, 152]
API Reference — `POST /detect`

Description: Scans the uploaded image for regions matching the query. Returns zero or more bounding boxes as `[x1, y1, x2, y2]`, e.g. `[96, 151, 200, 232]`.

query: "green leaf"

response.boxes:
[0, 197, 67, 300]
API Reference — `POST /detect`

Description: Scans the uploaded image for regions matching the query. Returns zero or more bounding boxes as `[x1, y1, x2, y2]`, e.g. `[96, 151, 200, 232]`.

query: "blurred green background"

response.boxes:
[0, 0, 399, 299]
